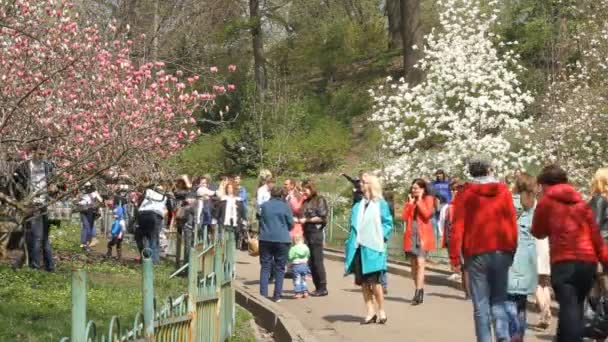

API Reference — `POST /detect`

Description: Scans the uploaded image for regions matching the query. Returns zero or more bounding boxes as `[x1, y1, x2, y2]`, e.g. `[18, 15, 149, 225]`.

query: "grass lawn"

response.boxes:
[228, 306, 258, 342]
[0, 224, 184, 341]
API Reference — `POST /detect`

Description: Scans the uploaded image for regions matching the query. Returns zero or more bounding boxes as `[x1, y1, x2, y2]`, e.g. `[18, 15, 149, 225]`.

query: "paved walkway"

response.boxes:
[235, 250, 556, 341]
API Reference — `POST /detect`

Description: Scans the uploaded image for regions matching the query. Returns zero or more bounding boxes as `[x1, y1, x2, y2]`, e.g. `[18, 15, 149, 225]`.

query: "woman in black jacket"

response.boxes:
[301, 180, 329, 297]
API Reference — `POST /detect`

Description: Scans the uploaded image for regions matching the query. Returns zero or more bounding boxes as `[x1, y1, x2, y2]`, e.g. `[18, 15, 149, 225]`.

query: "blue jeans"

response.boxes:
[292, 263, 310, 294]
[80, 212, 95, 245]
[506, 294, 527, 340]
[26, 214, 54, 271]
[466, 251, 513, 342]
[380, 271, 388, 289]
[259, 241, 290, 299]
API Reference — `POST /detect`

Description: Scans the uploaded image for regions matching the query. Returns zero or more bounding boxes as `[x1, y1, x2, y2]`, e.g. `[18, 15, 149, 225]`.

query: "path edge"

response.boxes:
[235, 281, 320, 342]
[324, 247, 559, 315]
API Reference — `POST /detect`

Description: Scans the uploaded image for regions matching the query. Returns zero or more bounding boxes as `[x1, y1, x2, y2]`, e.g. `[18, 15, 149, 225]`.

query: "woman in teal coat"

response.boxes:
[506, 174, 538, 341]
[344, 175, 393, 325]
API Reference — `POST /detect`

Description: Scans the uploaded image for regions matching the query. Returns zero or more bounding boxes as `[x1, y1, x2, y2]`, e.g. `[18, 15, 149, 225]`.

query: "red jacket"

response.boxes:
[403, 195, 436, 252]
[449, 181, 517, 267]
[531, 183, 608, 264]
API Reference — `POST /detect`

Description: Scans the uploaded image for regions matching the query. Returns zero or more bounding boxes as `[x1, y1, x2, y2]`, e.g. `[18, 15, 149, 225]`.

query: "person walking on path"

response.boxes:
[216, 181, 247, 247]
[284, 179, 305, 238]
[137, 184, 169, 264]
[506, 173, 538, 341]
[589, 168, 608, 294]
[302, 179, 330, 297]
[345, 175, 393, 324]
[532, 165, 608, 342]
[402, 178, 436, 305]
[76, 182, 102, 252]
[535, 171, 552, 330]
[15, 144, 55, 271]
[259, 187, 294, 302]
[449, 158, 518, 342]
[289, 235, 311, 299]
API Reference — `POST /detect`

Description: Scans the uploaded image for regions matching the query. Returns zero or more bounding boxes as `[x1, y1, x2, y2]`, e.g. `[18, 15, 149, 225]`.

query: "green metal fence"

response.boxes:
[60, 228, 236, 342]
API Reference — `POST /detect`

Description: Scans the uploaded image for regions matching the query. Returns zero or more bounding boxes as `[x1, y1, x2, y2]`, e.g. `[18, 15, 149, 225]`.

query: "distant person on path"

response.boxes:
[302, 179, 330, 296]
[344, 175, 392, 324]
[234, 175, 249, 217]
[532, 165, 608, 342]
[137, 184, 169, 264]
[449, 158, 517, 342]
[174, 175, 196, 267]
[535, 173, 552, 330]
[76, 182, 102, 252]
[259, 187, 294, 302]
[589, 168, 608, 293]
[256, 170, 274, 217]
[284, 179, 305, 238]
[340, 171, 365, 204]
[216, 181, 247, 248]
[402, 178, 436, 305]
[506, 173, 538, 341]
[289, 235, 311, 298]
[432, 169, 452, 204]
[106, 205, 126, 259]
[15, 144, 55, 271]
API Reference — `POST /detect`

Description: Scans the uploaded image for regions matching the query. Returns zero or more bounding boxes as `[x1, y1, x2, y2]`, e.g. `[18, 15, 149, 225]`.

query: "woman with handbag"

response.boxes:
[215, 181, 247, 247]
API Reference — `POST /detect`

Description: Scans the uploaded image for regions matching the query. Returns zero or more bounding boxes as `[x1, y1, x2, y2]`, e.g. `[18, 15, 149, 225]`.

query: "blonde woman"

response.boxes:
[589, 169, 608, 300]
[344, 175, 393, 324]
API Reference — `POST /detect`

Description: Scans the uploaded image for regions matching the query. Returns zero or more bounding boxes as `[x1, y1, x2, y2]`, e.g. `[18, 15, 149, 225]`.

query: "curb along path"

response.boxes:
[235, 250, 556, 342]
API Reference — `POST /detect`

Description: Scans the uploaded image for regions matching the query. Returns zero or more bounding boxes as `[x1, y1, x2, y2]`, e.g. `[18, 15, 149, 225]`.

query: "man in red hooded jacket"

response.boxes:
[532, 165, 608, 342]
[449, 158, 517, 342]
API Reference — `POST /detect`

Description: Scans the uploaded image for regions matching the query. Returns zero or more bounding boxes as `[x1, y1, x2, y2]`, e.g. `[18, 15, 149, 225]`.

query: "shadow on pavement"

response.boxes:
[323, 314, 362, 323]
[426, 292, 468, 301]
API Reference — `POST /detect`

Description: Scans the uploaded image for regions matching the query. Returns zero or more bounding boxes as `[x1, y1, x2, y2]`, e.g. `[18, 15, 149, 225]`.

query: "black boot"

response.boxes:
[106, 246, 112, 258]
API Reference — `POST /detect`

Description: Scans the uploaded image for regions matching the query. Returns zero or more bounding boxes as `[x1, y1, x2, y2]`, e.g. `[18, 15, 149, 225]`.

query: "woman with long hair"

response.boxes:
[344, 175, 393, 324]
[302, 179, 329, 296]
[216, 181, 246, 245]
[284, 178, 306, 237]
[532, 165, 608, 341]
[402, 178, 436, 305]
[506, 173, 539, 340]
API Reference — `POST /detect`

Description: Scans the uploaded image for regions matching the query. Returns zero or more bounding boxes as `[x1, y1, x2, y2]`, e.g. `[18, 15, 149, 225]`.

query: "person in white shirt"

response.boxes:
[77, 182, 103, 251]
[137, 185, 170, 264]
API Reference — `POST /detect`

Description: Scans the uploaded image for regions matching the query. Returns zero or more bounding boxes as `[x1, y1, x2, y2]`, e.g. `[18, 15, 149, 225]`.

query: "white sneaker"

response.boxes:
[447, 273, 462, 282]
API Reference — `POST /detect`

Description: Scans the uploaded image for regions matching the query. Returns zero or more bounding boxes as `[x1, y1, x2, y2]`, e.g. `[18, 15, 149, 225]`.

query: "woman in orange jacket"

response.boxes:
[402, 178, 436, 305]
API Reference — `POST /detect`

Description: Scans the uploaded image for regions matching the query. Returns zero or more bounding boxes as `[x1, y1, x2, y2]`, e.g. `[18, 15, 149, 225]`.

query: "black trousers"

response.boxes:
[304, 228, 327, 292]
[552, 261, 596, 342]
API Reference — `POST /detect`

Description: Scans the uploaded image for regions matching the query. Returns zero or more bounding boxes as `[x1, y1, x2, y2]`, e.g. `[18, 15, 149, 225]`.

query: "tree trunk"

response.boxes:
[400, 0, 423, 85]
[250, 0, 267, 99]
[152, 0, 159, 61]
[386, 0, 402, 50]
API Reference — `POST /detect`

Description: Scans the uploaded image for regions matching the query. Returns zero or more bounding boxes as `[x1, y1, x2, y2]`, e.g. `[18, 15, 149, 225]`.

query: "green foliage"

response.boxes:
[227, 307, 257, 342]
[326, 86, 372, 124]
[299, 117, 350, 171]
[167, 133, 229, 177]
[0, 224, 186, 341]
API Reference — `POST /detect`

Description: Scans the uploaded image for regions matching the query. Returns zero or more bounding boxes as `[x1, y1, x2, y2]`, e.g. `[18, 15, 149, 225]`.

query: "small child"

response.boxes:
[106, 206, 126, 259]
[288, 235, 311, 298]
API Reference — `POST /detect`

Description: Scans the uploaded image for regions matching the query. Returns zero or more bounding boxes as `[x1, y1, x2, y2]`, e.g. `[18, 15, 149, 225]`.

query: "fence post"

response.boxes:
[329, 206, 334, 243]
[187, 245, 199, 340]
[71, 270, 86, 342]
[142, 249, 155, 341]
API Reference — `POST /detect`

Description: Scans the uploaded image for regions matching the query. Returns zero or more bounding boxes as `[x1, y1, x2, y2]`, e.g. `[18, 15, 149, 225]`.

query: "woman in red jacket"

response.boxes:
[402, 178, 436, 305]
[532, 165, 608, 342]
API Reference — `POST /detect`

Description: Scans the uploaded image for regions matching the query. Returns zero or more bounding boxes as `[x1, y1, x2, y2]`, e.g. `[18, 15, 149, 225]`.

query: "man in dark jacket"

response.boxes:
[14, 144, 55, 272]
[259, 187, 294, 302]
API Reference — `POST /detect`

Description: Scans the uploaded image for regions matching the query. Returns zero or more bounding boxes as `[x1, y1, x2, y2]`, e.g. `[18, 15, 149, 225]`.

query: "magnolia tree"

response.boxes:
[0, 0, 235, 222]
[536, 1, 608, 187]
[369, 0, 536, 184]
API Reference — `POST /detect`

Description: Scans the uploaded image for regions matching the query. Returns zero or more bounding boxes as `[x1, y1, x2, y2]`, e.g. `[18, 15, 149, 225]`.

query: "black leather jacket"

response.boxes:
[589, 194, 608, 236]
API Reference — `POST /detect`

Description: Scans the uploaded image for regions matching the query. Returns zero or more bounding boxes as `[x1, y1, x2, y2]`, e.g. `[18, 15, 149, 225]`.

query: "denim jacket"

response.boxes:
[507, 194, 538, 295]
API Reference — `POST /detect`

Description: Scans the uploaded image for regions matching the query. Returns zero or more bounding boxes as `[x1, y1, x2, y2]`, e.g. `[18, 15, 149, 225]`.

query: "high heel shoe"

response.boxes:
[377, 313, 388, 324]
[411, 289, 420, 305]
[361, 314, 377, 325]
[412, 289, 424, 306]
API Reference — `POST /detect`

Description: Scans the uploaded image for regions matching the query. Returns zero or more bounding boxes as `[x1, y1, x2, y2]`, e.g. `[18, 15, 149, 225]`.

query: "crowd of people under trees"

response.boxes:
[7, 142, 608, 342]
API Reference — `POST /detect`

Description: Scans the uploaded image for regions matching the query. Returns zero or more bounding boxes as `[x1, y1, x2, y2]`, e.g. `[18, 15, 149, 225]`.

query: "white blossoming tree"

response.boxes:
[536, 1, 608, 187]
[370, 0, 537, 184]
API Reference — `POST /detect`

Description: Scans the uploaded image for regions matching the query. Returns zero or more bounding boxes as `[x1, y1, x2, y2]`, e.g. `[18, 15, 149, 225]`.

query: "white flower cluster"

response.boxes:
[536, 1, 608, 188]
[370, 0, 537, 184]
